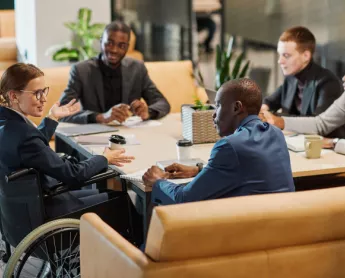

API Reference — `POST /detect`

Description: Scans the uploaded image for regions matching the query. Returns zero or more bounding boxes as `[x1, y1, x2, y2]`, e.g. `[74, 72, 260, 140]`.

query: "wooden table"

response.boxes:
[55, 113, 345, 234]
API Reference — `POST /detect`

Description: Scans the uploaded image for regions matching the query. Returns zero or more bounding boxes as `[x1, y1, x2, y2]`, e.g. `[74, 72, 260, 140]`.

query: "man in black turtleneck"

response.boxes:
[261, 26, 342, 119]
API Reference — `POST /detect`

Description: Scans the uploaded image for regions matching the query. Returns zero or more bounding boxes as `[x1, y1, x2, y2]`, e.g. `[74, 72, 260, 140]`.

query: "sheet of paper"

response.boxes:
[56, 123, 118, 137]
[109, 116, 162, 128]
[76, 134, 140, 145]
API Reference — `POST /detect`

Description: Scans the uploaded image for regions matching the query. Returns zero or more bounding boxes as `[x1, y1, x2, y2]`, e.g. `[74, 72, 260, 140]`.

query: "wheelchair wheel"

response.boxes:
[4, 218, 80, 278]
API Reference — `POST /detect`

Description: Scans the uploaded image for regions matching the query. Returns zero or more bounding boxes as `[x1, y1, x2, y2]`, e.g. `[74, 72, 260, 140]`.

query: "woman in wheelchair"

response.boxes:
[0, 63, 135, 218]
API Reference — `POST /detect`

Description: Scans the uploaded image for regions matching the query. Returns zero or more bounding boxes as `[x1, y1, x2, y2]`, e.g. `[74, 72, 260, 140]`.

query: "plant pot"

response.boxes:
[181, 104, 220, 144]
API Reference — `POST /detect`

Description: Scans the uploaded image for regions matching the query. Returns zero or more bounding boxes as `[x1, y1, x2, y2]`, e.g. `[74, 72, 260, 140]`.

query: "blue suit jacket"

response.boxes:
[0, 107, 108, 216]
[152, 115, 295, 205]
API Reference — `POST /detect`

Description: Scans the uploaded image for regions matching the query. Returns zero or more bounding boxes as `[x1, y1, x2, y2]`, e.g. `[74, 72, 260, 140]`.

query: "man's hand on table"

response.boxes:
[96, 104, 131, 124]
[165, 163, 199, 178]
[259, 110, 285, 130]
[103, 148, 135, 167]
[143, 166, 169, 187]
[130, 99, 149, 120]
[322, 137, 337, 149]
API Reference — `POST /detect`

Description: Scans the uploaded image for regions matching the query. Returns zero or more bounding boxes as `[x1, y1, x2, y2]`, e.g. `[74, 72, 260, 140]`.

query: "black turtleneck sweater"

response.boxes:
[290, 60, 314, 115]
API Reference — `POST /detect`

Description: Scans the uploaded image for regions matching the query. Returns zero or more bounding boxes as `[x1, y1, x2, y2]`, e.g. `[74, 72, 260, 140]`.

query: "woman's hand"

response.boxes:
[103, 148, 135, 167]
[48, 99, 81, 120]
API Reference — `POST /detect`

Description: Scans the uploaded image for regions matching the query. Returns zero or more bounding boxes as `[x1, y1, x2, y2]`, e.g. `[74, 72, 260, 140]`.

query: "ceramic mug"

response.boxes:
[304, 135, 323, 159]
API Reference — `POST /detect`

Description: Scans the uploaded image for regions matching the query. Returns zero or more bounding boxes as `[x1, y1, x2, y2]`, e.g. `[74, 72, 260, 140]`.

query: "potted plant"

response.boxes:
[182, 37, 250, 144]
[46, 8, 105, 62]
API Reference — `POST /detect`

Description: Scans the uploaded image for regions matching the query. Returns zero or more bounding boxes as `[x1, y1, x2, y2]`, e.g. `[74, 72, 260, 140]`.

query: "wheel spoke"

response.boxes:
[8, 224, 79, 278]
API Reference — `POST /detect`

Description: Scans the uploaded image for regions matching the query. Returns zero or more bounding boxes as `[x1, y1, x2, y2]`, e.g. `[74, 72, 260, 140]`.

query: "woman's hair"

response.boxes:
[0, 63, 44, 106]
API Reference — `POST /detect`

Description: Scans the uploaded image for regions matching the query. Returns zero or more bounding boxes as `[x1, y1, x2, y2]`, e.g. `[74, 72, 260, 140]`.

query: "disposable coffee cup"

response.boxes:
[109, 134, 126, 150]
[304, 135, 323, 159]
[176, 139, 193, 160]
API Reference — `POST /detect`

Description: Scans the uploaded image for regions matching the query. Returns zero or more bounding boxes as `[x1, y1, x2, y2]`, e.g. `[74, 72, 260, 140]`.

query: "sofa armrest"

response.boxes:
[80, 213, 150, 278]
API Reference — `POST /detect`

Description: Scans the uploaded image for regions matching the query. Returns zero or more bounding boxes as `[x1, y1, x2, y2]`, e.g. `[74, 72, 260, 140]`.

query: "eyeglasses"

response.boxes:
[20, 87, 49, 100]
[103, 40, 129, 50]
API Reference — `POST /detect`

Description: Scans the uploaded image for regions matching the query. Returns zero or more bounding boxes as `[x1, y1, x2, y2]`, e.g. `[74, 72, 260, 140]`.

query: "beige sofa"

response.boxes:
[0, 60, 208, 125]
[0, 10, 16, 70]
[80, 186, 345, 277]
[0, 10, 142, 70]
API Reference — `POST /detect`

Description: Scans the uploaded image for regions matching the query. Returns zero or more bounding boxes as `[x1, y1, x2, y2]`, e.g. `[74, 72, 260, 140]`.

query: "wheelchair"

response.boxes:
[0, 166, 142, 277]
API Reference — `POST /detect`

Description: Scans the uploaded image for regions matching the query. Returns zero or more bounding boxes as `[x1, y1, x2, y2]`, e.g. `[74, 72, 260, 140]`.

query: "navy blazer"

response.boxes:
[0, 107, 108, 199]
[152, 115, 295, 205]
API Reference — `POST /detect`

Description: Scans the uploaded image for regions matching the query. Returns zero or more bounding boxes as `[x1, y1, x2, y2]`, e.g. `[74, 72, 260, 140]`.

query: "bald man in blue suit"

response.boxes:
[143, 79, 295, 205]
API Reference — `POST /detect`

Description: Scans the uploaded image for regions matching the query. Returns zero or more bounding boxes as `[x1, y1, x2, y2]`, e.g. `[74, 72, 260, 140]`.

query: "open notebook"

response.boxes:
[120, 158, 206, 184]
[120, 170, 193, 184]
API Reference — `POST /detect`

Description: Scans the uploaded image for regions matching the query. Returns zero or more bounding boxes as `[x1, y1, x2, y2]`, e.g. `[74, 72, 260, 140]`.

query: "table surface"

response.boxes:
[58, 114, 345, 192]
[193, 0, 221, 12]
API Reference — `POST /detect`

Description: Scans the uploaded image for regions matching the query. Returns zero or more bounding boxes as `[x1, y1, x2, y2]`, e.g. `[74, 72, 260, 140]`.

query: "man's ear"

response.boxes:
[234, 101, 243, 114]
[302, 50, 312, 63]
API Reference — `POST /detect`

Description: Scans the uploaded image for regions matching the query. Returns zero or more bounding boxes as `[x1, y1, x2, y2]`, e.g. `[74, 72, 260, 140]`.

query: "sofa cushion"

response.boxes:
[0, 37, 16, 61]
[145, 60, 208, 113]
[145, 186, 345, 262]
[0, 10, 15, 38]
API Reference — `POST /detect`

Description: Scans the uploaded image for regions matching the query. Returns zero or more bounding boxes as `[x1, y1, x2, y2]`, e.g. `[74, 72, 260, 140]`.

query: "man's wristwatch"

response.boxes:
[196, 163, 204, 173]
[333, 138, 340, 149]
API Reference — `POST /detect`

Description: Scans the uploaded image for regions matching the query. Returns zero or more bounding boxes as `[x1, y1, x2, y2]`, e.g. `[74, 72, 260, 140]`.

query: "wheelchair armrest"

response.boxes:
[83, 168, 119, 185]
[7, 168, 37, 182]
[46, 168, 119, 197]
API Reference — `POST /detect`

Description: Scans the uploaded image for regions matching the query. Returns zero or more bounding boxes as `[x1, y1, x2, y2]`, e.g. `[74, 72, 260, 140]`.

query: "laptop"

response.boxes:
[205, 88, 217, 104]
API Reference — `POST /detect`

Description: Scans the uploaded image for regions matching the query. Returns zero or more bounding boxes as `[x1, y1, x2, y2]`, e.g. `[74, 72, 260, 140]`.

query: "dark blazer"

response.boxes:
[0, 107, 108, 216]
[263, 61, 342, 116]
[152, 115, 295, 205]
[59, 57, 171, 124]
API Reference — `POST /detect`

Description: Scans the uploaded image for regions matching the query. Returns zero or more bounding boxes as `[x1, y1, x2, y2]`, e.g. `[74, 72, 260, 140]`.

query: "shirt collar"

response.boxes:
[234, 115, 260, 134]
[6, 107, 37, 128]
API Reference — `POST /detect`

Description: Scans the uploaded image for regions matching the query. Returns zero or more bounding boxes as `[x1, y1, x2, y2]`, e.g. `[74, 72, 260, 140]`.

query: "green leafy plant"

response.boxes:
[192, 36, 250, 110]
[215, 36, 250, 90]
[46, 8, 105, 62]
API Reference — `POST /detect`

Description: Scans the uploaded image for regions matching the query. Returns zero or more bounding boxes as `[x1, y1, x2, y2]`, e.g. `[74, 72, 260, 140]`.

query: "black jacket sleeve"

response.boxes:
[263, 85, 284, 112]
[59, 65, 95, 124]
[19, 129, 108, 188]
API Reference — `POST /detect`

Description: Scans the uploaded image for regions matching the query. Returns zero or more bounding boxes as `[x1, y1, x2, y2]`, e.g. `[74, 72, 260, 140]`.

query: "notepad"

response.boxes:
[120, 170, 193, 185]
[285, 135, 305, 152]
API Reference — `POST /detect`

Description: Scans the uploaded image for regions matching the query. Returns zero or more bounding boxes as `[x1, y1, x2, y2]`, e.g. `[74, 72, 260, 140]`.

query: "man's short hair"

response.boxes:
[103, 20, 131, 40]
[279, 26, 316, 55]
[223, 78, 262, 115]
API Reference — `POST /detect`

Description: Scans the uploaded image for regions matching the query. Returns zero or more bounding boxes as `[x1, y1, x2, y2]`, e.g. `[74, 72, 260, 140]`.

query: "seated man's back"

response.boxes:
[143, 79, 295, 205]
